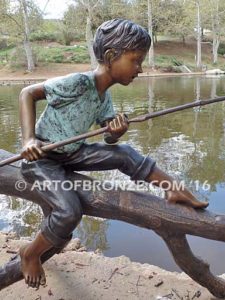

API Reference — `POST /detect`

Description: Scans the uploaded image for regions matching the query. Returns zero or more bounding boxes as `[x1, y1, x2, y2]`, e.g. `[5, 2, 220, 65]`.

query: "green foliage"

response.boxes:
[8, 46, 37, 69]
[0, 46, 14, 65]
[171, 57, 183, 66]
[155, 55, 172, 67]
[218, 43, 225, 56]
[30, 31, 58, 42]
[33, 44, 90, 64]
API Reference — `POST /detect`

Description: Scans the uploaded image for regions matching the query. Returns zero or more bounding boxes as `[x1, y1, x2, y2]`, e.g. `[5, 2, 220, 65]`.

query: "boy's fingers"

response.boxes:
[109, 119, 117, 130]
[116, 116, 122, 128]
[32, 146, 44, 159]
[35, 145, 46, 157]
[108, 113, 129, 137]
[27, 147, 38, 161]
[22, 152, 33, 161]
[22, 144, 45, 161]
[118, 113, 129, 127]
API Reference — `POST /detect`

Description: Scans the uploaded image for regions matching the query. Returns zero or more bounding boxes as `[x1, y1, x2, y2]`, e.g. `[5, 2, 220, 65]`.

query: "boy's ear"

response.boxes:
[104, 49, 118, 66]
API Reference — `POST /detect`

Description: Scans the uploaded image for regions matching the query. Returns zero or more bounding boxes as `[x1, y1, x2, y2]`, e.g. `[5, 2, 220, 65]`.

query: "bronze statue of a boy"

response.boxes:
[19, 19, 208, 288]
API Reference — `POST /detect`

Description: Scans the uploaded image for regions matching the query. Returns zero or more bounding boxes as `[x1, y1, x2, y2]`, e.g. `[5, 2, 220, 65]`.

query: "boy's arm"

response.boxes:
[101, 113, 129, 144]
[19, 82, 47, 161]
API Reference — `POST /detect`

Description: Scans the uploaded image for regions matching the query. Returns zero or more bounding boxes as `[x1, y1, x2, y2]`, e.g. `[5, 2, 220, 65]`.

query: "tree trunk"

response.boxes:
[20, 0, 35, 72]
[85, 11, 97, 69]
[212, 35, 220, 64]
[196, 0, 202, 69]
[211, 4, 220, 64]
[0, 149, 225, 297]
[148, 0, 155, 69]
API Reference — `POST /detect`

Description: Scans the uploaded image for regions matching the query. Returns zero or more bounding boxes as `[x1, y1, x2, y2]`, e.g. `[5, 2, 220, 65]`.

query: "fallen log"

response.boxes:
[0, 149, 225, 297]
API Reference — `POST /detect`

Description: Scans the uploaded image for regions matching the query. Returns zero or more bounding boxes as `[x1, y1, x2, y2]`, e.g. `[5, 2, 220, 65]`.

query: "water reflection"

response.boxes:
[0, 76, 225, 274]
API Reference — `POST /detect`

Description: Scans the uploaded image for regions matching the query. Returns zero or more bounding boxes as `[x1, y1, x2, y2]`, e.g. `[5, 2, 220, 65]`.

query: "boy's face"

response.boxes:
[108, 49, 147, 86]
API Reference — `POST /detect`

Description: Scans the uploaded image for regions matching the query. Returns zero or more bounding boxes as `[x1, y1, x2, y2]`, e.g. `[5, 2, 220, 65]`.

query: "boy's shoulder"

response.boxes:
[44, 71, 95, 97]
[45, 71, 93, 88]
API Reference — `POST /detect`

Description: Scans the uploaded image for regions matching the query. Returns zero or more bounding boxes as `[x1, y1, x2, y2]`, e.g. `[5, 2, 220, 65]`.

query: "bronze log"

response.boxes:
[0, 149, 225, 297]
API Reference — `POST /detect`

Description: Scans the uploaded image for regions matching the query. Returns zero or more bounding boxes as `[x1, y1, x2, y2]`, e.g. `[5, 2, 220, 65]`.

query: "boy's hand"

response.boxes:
[108, 113, 129, 140]
[21, 138, 47, 161]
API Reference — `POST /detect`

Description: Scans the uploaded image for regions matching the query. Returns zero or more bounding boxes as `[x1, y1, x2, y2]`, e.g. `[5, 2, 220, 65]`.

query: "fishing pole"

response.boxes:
[1, 95, 225, 167]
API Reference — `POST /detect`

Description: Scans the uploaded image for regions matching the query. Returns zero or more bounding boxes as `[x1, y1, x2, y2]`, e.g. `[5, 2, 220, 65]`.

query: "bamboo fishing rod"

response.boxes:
[1, 95, 225, 167]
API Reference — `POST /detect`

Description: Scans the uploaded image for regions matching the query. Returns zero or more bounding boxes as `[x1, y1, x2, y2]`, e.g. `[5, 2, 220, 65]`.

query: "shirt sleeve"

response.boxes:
[43, 73, 91, 108]
[96, 91, 116, 125]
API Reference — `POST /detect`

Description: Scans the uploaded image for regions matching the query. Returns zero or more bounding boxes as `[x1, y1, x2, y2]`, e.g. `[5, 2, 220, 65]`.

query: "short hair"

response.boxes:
[93, 19, 151, 63]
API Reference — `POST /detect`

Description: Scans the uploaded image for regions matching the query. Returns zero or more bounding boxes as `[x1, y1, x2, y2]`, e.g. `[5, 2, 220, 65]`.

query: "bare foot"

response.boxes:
[20, 244, 46, 288]
[165, 190, 209, 209]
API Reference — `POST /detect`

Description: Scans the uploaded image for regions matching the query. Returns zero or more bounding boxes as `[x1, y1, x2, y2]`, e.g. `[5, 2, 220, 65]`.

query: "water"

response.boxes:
[0, 75, 225, 274]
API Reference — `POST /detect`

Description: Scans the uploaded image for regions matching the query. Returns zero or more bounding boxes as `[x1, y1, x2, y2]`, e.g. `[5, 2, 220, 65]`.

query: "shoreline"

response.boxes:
[0, 63, 208, 85]
[0, 72, 206, 85]
[0, 232, 222, 299]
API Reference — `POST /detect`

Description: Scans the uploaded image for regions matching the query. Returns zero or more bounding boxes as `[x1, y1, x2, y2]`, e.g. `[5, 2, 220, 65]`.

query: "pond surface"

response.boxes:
[1, 75, 225, 274]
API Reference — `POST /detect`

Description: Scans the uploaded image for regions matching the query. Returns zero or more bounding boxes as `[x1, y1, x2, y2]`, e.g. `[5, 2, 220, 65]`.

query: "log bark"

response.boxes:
[0, 149, 225, 297]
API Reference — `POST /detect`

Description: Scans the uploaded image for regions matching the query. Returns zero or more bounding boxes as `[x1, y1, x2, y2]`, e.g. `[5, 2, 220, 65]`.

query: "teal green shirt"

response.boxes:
[35, 72, 115, 153]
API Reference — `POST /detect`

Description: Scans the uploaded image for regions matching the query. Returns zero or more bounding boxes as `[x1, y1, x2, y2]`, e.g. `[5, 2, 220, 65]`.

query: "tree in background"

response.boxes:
[0, 0, 42, 71]
[68, 0, 103, 69]
[195, 0, 202, 69]
[147, 0, 154, 68]
[207, 0, 225, 64]
[19, 0, 35, 71]
[62, 4, 86, 45]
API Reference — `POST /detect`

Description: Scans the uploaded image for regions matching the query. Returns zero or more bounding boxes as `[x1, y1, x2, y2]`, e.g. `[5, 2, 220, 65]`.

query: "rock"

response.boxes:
[154, 279, 164, 287]
[64, 238, 81, 251]
[94, 248, 103, 255]
[142, 269, 154, 279]
[76, 246, 87, 252]
[6, 232, 17, 240]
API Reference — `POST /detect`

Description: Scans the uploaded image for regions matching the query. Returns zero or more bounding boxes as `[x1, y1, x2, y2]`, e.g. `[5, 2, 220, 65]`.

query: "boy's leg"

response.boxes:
[145, 166, 208, 208]
[20, 158, 82, 287]
[19, 232, 52, 288]
[62, 142, 208, 209]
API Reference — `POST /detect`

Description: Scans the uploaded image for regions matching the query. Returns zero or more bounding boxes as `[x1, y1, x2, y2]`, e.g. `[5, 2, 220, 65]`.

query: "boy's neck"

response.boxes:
[93, 65, 114, 97]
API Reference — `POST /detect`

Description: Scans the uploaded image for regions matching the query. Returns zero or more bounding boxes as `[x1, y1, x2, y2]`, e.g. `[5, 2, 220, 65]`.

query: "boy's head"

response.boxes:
[93, 19, 151, 63]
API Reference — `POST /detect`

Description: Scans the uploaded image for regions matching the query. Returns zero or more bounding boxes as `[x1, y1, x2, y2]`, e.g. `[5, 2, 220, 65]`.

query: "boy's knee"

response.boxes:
[113, 144, 156, 180]
[60, 203, 82, 230]
[46, 198, 83, 244]
[115, 144, 136, 159]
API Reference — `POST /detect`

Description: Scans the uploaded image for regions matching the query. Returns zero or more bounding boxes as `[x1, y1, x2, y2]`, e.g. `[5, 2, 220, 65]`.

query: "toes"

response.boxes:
[25, 275, 29, 285]
[35, 276, 41, 289]
[28, 276, 33, 287]
[40, 273, 46, 286]
[29, 277, 36, 288]
[194, 201, 208, 209]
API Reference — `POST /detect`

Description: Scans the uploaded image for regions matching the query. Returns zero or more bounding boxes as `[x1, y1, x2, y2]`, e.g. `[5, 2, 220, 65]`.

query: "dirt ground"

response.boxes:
[0, 232, 223, 300]
[0, 62, 204, 83]
[0, 63, 91, 81]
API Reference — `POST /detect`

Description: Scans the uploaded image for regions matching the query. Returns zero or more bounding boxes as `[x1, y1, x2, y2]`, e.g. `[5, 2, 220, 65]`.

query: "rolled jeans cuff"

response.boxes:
[41, 217, 72, 248]
[131, 156, 156, 181]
